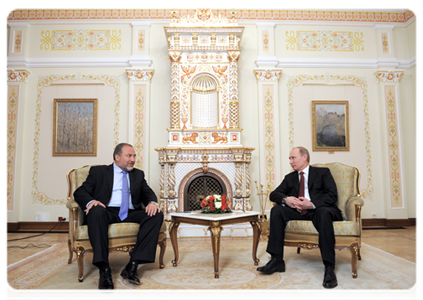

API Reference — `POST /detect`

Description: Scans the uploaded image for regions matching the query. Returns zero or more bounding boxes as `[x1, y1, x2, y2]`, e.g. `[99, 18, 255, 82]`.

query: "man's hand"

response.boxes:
[298, 197, 313, 210]
[86, 200, 106, 215]
[286, 196, 313, 215]
[145, 202, 161, 217]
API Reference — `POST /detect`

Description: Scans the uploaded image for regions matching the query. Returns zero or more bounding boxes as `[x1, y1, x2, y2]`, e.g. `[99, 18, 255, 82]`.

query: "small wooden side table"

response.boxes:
[168, 211, 262, 278]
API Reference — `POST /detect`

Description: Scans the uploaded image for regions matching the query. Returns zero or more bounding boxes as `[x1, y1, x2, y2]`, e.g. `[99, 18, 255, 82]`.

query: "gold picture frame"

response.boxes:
[53, 99, 98, 156]
[312, 100, 349, 152]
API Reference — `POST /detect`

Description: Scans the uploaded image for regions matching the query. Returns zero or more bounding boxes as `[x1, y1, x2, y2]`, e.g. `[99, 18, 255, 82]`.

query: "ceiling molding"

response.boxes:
[7, 9, 415, 25]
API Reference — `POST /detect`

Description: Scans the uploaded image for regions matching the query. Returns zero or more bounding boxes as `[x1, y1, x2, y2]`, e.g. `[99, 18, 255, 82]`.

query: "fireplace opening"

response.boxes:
[184, 173, 227, 211]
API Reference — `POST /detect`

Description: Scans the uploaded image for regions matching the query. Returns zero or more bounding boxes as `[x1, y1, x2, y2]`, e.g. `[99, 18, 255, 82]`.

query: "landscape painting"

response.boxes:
[312, 101, 349, 152]
[53, 99, 97, 156]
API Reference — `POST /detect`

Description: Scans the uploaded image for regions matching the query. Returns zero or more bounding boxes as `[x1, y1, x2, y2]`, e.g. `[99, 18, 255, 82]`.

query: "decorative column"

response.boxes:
[374, 71, 406, 215]
[169, 51, 182, 129]
[7, 69, 30, 212]
[125, 69, 154, 172]
[228, 50, 241, 129]
[156, 147, 181, 214]
[254, 69, 282, 193]
[231, 147, 254, 211]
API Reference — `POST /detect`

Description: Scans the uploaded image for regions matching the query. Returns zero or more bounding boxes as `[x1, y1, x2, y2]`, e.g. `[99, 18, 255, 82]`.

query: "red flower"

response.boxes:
[201, 198, 208, 208]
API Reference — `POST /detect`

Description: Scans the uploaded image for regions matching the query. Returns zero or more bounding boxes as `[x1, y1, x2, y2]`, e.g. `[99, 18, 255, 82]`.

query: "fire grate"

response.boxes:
[186, 176, 224, 211]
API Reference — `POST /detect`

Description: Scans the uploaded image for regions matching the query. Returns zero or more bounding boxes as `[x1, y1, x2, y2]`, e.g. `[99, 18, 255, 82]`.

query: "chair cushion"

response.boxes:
[285, 220, 360, 236]
[76, 221, 167, 241]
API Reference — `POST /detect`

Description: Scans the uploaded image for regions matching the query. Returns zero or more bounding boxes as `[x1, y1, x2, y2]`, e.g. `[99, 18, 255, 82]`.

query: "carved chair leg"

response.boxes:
[67, 239, 73, 264]
[350, 242, 359, 278]
[357, 246, 362, 260]
[297, 247, 301, 254]
[158, 236, 166, 269]
[76, 247, 86, 282]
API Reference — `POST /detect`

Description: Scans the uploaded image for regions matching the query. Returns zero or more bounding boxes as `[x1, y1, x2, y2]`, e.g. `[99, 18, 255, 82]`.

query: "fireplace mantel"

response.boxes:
[155, 146, 254, 214]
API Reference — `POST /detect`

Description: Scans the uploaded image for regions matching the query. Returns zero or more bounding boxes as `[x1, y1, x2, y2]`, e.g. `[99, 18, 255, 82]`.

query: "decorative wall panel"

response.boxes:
[7, 85, 20, 211]
[262, 85, 276, 189]
[384, 85, 404, 208]
[133, 84, 146, 170]
[286, 31, 364, 51]
[262, 30, 270, 52]
[32, 74, 121, 205]
[287, 74, 373, 199]
[137, 29, 145, 51]
[12, 30, 23, 53]
[381, 32, 390, 54]
[40, 29, 122, 50]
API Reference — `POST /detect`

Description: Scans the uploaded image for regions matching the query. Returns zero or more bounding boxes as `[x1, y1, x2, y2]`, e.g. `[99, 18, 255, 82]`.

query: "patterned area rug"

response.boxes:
[7, 237, 415, 290]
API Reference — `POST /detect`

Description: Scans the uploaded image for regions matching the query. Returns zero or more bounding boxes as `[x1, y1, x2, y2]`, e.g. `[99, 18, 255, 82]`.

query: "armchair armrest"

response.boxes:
[66, 198, 84, 242]
[66, 199, 79, 210]
[344, 196, 364, 222]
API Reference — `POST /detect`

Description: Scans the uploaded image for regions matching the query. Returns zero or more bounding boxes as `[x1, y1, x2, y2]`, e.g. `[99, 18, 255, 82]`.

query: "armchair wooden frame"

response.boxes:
[66, 165, 167, 282]
[282, 162, 364, 278]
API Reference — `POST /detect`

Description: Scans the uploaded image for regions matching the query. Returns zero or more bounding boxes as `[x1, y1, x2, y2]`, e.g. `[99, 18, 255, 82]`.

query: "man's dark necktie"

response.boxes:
[299, 171, 305, 198]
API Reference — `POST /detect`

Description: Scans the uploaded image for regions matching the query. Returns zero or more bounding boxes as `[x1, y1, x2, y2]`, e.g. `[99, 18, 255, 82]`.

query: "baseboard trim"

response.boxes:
[362, 218, 416, 227]
[8, 221, 69, 232]
[7, 218, 416, 232]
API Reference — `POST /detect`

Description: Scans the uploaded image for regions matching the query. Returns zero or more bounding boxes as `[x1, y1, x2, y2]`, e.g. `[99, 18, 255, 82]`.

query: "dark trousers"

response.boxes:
[267, 205, 342, 268]
[85, 206, 164, 268]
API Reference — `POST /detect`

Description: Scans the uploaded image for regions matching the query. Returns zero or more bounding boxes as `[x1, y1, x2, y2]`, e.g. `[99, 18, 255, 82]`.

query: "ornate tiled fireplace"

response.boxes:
[156, 10, 255, 237]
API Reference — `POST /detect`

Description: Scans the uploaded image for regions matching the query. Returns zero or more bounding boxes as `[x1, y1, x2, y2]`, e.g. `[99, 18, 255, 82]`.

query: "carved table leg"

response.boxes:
[250, 220, 261, 265]
[208, 221, 223, 278]
[169, 221, 180, 267]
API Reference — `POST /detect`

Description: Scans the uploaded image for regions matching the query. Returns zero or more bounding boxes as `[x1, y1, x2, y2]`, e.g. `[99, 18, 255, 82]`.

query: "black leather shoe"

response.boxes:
[257, 257, 285, 274]
[99, 267, 114, 289]
[120, 261, 140, 285]
[323, 266, 338, 288]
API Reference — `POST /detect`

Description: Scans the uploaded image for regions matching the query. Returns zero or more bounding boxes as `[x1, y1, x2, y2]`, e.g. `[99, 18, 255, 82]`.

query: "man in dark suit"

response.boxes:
[74, 143, 163, 289]
[257, 147, 342, 288]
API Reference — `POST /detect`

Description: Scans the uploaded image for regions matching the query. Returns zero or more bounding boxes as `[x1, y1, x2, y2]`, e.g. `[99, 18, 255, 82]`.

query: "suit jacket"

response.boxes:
[269, 166, 339, 211]
[73, 164, 157, 210]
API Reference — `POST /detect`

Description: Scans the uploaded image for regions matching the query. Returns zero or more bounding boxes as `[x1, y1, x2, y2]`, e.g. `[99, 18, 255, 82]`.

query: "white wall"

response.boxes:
[7, 9, 416, 223]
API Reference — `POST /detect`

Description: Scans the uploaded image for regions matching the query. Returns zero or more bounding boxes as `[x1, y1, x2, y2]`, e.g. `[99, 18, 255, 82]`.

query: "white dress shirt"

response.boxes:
[108, 163, 135, 210]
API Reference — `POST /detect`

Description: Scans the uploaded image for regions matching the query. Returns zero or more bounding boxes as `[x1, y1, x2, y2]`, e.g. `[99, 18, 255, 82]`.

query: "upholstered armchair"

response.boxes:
[66, 165, 167, 282]
[283, 162, 364, 278]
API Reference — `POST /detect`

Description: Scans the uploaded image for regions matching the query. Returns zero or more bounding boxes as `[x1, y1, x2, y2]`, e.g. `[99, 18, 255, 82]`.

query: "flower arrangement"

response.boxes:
[201, 194, 232, 214]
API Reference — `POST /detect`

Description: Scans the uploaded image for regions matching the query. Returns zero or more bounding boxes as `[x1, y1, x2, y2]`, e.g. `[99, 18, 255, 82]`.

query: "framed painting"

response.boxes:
[53, 99, 98, 156]
[312, 101, 349, 152]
